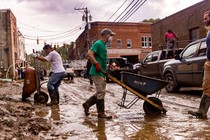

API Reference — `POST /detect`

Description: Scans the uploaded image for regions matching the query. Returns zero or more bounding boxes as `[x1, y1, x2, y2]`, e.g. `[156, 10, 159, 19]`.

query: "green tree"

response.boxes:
[142, 18, 160, 23]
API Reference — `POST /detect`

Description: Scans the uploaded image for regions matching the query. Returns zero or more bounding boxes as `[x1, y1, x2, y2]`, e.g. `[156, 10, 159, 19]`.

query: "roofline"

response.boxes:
[152, 0, 205, 25]
[90, 21, 152, 26]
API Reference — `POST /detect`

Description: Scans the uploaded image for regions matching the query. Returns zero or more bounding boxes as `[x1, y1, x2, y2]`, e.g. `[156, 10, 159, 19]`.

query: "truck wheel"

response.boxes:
[70, 75, 74, 80]
[164, 73, 180, 93]
[74, 71, 80, 76]
[80, 71, 85, 77]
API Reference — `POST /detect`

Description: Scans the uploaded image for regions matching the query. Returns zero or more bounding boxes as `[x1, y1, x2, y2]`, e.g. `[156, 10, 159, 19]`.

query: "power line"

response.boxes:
[117, 0, 147, 23]
[17, 21, 63, 33]
[113, 0, 136, 23]
[23, 23, 85, 38]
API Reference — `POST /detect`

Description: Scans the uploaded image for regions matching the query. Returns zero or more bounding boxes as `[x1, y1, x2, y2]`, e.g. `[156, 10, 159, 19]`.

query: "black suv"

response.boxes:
[163, 38, 207, 93]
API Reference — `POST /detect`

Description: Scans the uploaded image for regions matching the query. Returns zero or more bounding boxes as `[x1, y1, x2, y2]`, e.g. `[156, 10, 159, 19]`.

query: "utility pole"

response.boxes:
[75, 7, 92, 50]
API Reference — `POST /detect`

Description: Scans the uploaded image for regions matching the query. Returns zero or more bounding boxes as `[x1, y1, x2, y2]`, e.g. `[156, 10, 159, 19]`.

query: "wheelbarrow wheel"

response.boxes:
[34, 91, 49, 104]
[143, 97, 163, 115]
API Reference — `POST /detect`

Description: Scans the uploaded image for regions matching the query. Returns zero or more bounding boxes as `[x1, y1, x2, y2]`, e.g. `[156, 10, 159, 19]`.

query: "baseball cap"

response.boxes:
[100, 28, 116, 36]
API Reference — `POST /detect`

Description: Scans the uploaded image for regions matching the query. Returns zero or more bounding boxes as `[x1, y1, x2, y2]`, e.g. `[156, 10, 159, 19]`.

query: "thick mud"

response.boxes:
[0, 78, 209, 140]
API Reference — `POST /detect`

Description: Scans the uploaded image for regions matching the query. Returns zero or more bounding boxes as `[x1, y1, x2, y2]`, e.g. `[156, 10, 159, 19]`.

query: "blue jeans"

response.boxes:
[47, 72, 65, 92]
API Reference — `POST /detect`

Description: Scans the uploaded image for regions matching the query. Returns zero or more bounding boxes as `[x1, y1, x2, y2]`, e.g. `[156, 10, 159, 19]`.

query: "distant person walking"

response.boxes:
[86, 59, 93, 85]
[33, 44, 65, 106]
[164, 29, 179, 58]
[82, 28, 115, 119]
[188, 11, 210, 119]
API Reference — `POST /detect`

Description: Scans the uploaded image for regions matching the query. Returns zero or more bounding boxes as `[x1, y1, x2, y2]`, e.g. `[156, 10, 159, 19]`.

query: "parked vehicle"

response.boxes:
[71, 59, 87, 76]
[135, 48, 183, 79]
[163, 38, 206, 93]
[63, 63, 74, 80]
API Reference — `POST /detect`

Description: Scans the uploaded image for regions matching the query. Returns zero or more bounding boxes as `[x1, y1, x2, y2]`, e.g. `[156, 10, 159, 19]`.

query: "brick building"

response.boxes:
[74, 21, 152, 63]
[0, 9, 18, 78]
[17, 31, 26, 66]
[152, 0, 210, 51]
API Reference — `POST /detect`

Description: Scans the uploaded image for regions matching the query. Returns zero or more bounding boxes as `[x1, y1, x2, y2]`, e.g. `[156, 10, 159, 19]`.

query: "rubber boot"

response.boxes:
[90, 79, 93, 85]
[188, 94, 210, 119]
[82, 95, 97, 116]
[46, 89, 58, 106]
[56, 91, 59, 104]
[97, 99, 112, 120]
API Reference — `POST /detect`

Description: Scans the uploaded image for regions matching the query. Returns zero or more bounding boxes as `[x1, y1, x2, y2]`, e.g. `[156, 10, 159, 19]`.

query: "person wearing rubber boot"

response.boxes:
[188, 11, 210, 119]
[82, 28, 115, 119]
[35, 44, 65, 106]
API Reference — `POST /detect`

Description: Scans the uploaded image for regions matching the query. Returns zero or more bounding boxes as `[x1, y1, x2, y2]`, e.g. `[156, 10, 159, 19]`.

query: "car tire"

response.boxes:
[74, 71, 80, 76]
[164, 73, 180, 93]
[70, 75, 74, 80]
[80, 70, 85, 77]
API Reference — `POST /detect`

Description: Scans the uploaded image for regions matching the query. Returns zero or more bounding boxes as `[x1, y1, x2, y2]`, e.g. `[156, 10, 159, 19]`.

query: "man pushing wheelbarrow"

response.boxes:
[31, 44, 65, 106]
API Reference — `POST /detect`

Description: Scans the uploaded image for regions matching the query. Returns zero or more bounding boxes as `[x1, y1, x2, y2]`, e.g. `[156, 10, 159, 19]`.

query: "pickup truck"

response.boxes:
[135, 49, 183, 79]
[163, 38, 206, 93]
[63, 63, 74, 80]
[71, 59, 87, 77]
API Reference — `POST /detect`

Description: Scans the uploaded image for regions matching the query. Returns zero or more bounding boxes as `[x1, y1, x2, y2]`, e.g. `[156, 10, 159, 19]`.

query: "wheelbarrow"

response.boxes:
[22, 51, 49, 104]
[102, 71, 168, 115]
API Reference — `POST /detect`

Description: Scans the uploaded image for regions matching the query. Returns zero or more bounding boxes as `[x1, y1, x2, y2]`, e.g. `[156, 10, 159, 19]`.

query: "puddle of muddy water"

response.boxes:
[29, 78, 210, 139]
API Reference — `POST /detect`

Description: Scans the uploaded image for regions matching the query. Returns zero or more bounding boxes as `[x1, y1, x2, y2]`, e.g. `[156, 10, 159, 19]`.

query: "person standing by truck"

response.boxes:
[164, 29, 179, 58]
[188, 11, 210, 119]
[86, 59, 93, 85]
[82, 28, 115, 119]
[33, 44, 65, 106]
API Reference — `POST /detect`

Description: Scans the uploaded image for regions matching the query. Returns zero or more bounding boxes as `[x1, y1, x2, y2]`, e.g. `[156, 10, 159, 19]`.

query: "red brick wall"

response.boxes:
[75, 22, 152, 63]
[152, 0, 210, 51]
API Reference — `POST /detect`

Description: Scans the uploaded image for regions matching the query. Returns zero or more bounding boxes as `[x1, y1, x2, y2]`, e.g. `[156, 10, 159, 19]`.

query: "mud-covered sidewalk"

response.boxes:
[0, 78, 210, 140]
[0, 81, 51, 139]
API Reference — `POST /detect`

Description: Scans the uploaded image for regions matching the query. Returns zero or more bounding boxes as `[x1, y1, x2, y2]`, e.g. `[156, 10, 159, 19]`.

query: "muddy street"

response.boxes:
[0, 77, 210, 140]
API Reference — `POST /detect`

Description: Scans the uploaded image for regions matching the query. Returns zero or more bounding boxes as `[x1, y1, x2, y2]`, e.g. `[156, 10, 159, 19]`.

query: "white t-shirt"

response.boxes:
[44, 50, 65, 73]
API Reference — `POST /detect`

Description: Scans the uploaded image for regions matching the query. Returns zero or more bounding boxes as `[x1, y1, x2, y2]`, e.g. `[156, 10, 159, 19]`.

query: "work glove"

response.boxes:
[94, 63, 101, 72]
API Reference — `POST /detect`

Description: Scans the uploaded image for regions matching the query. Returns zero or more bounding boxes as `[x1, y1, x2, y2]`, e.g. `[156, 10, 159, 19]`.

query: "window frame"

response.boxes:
[142, 36, 148, 48]
[117, 39, 122, 48]
[127, 39, 132, 48]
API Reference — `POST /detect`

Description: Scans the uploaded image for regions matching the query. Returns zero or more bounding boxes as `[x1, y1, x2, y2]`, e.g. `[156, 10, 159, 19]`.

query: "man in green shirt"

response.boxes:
[83, 28, 115, 119]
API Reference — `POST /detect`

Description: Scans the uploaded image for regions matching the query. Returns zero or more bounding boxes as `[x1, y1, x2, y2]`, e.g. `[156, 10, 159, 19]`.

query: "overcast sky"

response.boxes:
[0, 0, 203, 53]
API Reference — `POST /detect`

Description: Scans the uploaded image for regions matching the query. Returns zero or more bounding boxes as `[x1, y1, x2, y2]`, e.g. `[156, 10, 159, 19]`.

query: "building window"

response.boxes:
[107, 41, 112, 48]
[127, 39, 132, 48]
[189, 27, 199, 42]
[149, 36, 152, 48]
[117, 39, 122, 48]
[142, 36, 148, 48]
